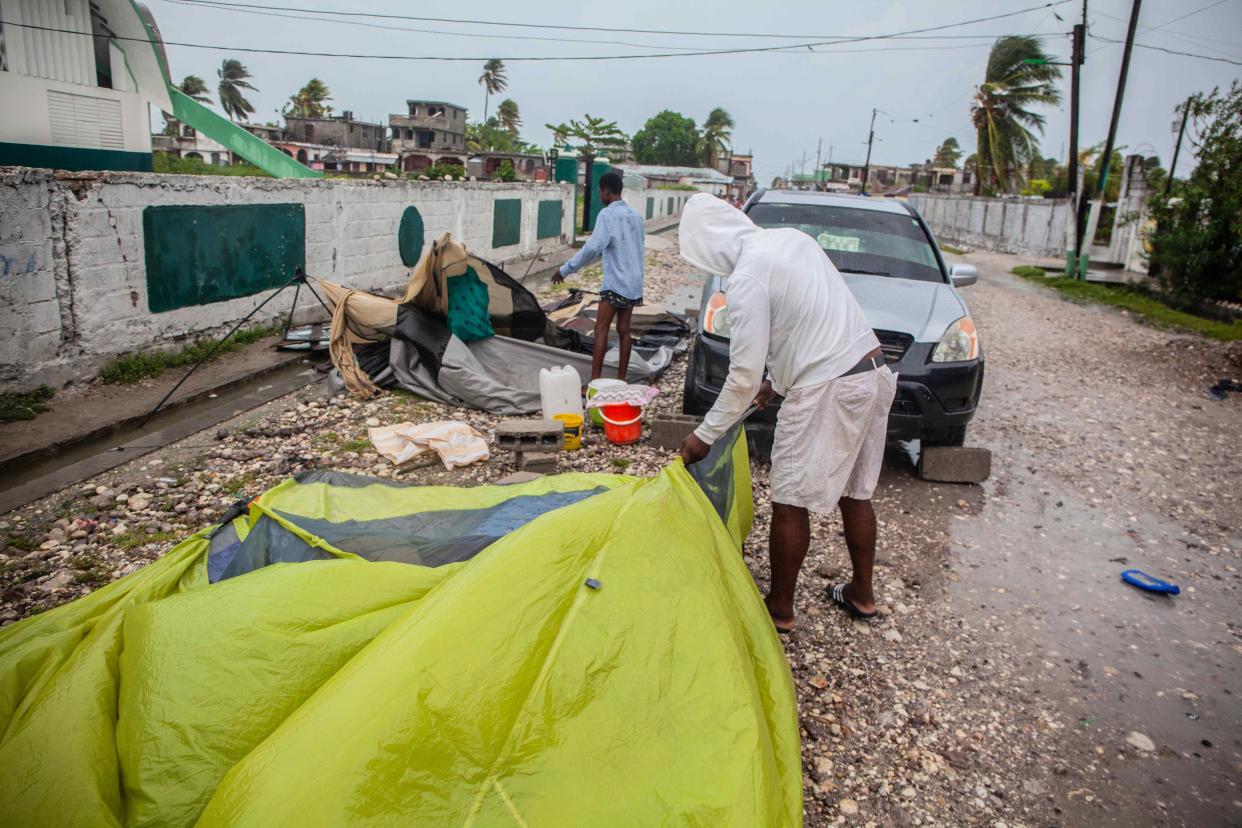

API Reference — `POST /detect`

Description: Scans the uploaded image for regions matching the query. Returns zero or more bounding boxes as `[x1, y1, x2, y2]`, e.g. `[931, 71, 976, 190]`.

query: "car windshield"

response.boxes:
[746, 202, 945, 283]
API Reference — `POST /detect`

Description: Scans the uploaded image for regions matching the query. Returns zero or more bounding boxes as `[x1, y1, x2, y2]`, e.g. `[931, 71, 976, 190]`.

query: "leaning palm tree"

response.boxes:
[497, 98, 521, 134]
[478, 59, 508, 124]
[970, 36, 1062, 194]
[545, 114, 628, 231]
[286, 78, 332, 118]
[700, 107, 734, 169]
[178, 75, 212, 105]
[217, 58, 258, 122]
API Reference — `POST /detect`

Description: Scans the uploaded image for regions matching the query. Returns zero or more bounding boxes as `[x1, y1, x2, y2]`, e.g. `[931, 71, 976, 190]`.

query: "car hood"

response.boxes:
[842, 274, 967, 342]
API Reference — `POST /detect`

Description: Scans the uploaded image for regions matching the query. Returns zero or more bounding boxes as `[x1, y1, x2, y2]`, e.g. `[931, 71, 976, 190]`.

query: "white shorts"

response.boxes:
[770, 366, 898, 514]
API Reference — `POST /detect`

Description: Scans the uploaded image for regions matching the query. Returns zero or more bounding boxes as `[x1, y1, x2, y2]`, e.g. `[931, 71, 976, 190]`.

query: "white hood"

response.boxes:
[678, 193, 760, 277]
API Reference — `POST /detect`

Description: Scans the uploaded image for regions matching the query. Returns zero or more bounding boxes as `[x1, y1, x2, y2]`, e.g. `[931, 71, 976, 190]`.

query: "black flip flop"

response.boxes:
[829, 583, 878, 620]
[774, 623, 795, 636]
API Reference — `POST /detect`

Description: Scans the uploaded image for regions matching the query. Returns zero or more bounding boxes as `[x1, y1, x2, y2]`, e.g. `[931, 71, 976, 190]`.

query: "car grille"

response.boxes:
[875, 330, 912, 364]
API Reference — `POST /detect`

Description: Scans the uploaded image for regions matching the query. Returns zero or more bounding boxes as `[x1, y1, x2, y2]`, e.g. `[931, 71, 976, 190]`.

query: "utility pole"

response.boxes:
[800, 151, 807, 179]
[861, 108, 877, 193]
[1066, 3, 1086, 278]
[815, 138, 822, 190]
[1081, 0, 1142, 273]
[1164, 94, 1192, 198]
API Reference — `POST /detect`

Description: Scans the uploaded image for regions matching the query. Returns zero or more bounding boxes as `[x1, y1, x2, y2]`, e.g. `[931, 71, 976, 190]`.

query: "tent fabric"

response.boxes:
[0, 427, 800, 827]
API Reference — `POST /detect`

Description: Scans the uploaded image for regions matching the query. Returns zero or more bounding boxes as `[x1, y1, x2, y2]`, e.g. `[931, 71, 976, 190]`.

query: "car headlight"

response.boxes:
[702, 291, 732, 338]
[932, 316, 978, 362]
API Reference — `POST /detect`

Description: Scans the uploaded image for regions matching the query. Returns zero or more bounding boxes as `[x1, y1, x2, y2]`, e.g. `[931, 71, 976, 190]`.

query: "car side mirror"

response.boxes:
[950, 263, 977, 287]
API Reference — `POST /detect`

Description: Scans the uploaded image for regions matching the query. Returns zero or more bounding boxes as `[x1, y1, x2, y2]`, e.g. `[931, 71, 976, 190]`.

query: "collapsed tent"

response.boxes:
[0, 426, 801, 826]
[322, 234, 676, 414]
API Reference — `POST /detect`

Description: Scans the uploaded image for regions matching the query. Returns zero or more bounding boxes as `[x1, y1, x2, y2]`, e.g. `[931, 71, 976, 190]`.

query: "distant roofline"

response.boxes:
[405, 100, 468, 110]
[284, 114, 384, 129]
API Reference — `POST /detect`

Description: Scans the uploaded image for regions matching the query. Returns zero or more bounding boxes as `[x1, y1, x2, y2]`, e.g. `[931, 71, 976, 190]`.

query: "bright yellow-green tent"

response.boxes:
[0, 428, 801, 826]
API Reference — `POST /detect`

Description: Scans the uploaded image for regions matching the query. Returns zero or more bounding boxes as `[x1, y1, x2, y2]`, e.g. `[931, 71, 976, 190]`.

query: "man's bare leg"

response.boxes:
[615, 307, 634, 380]
[590, 302, 616, 382]
[765, 501, 810, 630]
[837, 496, 877, 614]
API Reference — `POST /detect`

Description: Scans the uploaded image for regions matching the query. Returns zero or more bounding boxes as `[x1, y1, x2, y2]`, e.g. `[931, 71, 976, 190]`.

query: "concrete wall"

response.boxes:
[0, 168, 576, 390]
[908, 194, 1070, 258]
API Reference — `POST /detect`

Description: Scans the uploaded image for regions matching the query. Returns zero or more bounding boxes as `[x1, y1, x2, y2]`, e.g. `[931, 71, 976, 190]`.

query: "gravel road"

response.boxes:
[2, 235, 1238, 826]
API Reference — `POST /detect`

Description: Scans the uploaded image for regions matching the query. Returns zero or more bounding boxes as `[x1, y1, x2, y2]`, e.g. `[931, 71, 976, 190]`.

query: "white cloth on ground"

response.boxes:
[678, 193, 879, 444]
[769, 366, 898, 513]
[368, 421, 490, 470]
[584, 384, 659, 410]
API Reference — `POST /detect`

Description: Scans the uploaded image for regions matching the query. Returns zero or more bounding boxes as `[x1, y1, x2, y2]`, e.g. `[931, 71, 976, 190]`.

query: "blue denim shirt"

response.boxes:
[562, 200, 645, 300]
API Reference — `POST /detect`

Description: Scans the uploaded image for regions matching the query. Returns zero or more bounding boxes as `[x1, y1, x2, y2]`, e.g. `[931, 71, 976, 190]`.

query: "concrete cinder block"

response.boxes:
[648, 414, 700, 451]
[919, 446, 992, 484]
[496, 419, 564, 453]
[516, 451, 558, 474]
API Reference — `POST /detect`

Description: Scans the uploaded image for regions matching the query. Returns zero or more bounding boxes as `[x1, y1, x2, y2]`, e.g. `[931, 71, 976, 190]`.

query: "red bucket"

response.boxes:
[600, 403, 643, 445]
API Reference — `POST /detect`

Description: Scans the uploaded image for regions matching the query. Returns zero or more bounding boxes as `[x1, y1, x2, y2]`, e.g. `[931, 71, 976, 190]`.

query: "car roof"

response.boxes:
[754, 190, 914, 216]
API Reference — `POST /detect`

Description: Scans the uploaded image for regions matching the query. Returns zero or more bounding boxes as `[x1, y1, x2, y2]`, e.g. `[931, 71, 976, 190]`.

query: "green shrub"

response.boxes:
[420, 162, 466, 181]
[0, 386, 54, 423]
[492, 160, 516, 182]
[1149, 82, 1242, 304]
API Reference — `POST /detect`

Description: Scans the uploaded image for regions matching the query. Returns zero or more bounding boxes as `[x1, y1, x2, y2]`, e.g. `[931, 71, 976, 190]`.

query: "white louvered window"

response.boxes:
[47, 89, 124, 149]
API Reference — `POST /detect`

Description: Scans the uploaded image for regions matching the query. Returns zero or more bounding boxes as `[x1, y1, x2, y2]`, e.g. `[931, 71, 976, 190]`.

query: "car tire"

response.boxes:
[682, 344, 702, 416]
[922, 425, 967, 447]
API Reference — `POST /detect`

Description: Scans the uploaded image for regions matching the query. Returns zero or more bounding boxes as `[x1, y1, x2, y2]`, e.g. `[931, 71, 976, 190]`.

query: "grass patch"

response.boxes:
[610, 457, 631, 470]
[0, 386, 54, 423]
[101, 323, 280, 384]
[111, 531, 178, 550]
[153, 152, 272, 178]
[339, 437, 372, 453]
[4, 534, 40, 553]
[220, 472, 258, 494]
[1011, 267, 1242, 341]
[939, 243, 967, 255]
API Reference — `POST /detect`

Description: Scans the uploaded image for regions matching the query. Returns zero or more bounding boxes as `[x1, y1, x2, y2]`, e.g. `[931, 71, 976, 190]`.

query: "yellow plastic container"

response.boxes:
[553, 413, 584, 451]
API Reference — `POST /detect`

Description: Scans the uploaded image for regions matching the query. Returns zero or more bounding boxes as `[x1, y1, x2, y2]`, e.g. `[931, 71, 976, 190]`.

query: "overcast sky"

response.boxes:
[148, 0, 1241, 184]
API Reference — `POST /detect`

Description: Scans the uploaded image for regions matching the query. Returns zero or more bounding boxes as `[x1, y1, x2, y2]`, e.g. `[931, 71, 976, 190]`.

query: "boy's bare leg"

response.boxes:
[591, 302, 616, 382]
[615, 307, 634, 380]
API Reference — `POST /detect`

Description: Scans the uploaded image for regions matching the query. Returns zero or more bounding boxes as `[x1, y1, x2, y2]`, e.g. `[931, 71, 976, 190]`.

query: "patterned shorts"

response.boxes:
[599, 290, 644, 310]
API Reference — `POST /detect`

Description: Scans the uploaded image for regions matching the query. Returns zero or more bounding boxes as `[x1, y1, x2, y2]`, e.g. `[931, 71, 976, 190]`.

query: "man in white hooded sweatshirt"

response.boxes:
[677, 193, 897, 633]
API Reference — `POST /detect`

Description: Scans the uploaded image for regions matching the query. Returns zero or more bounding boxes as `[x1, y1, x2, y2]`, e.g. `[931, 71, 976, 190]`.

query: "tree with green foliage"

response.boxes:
[179, 75, 212, 104]
[970, 36, 1062, 194]
[1149, 82, 1242, 304]
[545, 115, 628, 230]
[632, 110, 699, 165]
[217, 59, 257, 122]
[285, 78, 332, 118]
[492, 159, 517, 182]
[466, 118, 534, 153]
[478, 59, 508, 124]
[933, 137, 962, 168]
[700, 107, 734, 168]
[497, 99, 521, 133]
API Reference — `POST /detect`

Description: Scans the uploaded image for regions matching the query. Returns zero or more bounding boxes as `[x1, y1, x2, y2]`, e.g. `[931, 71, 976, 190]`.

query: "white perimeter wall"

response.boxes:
[0, 169, 578, 389]
[908, 194, 1070, 258]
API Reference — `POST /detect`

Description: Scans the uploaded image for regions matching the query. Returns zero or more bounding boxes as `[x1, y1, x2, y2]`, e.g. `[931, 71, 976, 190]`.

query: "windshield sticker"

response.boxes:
[817, 232, 860, 253]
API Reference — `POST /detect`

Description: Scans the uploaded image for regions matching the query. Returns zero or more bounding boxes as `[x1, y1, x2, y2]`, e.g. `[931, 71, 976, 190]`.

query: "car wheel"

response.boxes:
[682, 345, 701, 416]
[922, 425, 967, 447]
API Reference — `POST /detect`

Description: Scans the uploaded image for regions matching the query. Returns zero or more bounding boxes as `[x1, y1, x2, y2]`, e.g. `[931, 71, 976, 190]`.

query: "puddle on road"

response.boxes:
[948, 458, 1241, 825]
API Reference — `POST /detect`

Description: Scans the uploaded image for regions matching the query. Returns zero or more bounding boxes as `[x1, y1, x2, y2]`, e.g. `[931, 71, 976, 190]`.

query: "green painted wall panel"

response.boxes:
[492, 199, 522, 248]
[0, 141, 151, 172]
[398, 206, 425, 266]
[667, 196, 674, 214]
[144, 204, 305, 313]
[646, 197, 654, 220]
[536, 200, 562, 239]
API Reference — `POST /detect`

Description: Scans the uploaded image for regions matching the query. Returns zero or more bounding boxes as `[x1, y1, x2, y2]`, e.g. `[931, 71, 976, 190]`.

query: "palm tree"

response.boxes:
[497, 99, 521, 134]
[545, 114, 628, 231]
[478, 59, 508, 124]
[217, 58, 258, 122]
[933, 137, 962, 168]
[286, 78, 332, 119]
[970, 36, 1062, 194]
[178, 75, 212, 105]
[700, 107, 734, 169]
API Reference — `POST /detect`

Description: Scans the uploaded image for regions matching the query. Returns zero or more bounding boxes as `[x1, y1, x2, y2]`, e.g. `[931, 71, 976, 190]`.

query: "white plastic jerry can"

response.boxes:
[539, 365, 584, 420]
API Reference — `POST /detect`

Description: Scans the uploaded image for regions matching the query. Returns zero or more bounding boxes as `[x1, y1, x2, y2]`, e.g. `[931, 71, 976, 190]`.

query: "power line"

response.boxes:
[165, 0, 1071, 40]
[1, 2, 1077, 61]
[1090, 33, 1242, 65]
